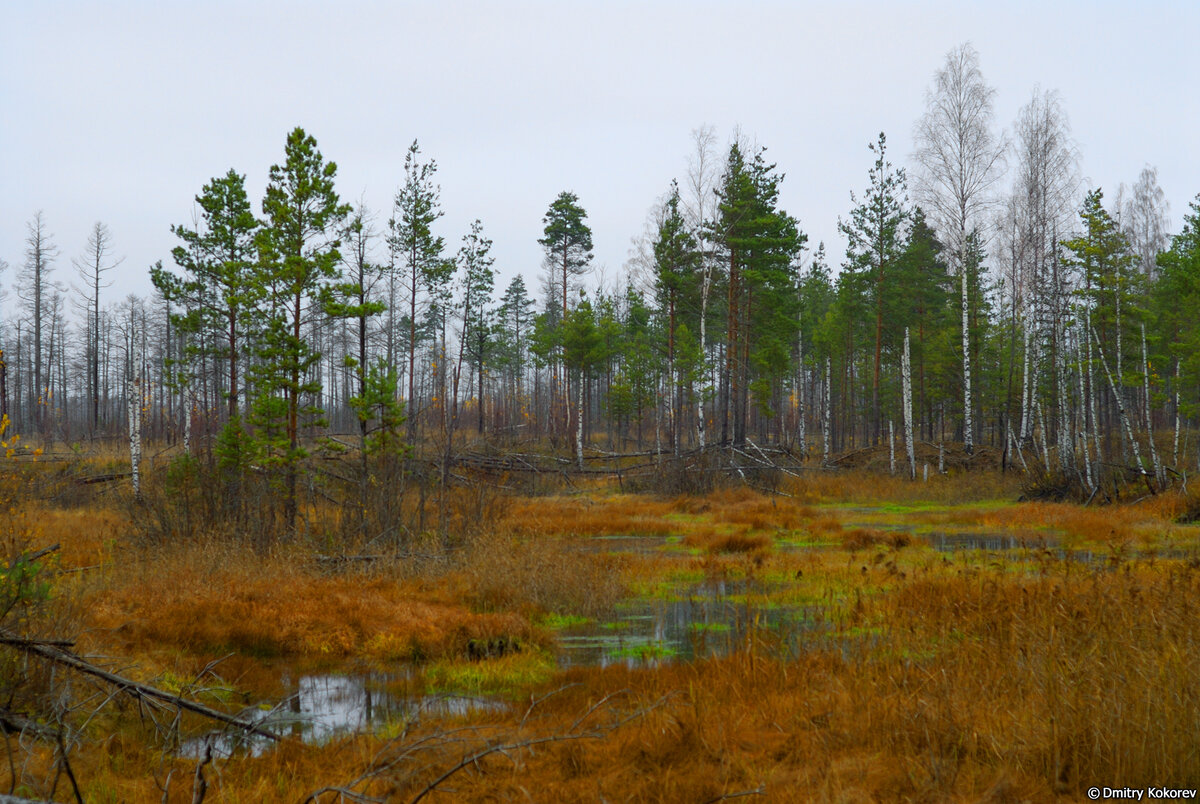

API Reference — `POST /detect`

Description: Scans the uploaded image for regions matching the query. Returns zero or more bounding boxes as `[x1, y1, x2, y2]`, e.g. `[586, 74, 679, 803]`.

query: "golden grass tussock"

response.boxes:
[840, 528, 912, 551]
[975, 500, 1169, 546]
[682, 524, 772, 555]
[502, 494, 677, 537]
[784, 468, 1022, 504]
[84, 542, 537, 662]
[449, 530, 628, 618]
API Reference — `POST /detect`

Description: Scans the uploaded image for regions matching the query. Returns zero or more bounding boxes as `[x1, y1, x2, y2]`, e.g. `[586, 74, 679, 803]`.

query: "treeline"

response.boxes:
[4, 45, 1200, 502]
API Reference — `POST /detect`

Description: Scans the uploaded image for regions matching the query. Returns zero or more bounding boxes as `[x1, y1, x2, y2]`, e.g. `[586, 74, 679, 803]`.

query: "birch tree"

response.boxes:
[902, 328, 915, 479]
[1008, 89, 1079, 456]
[913, 42, 1006, 454]
[685, 125, 721, 449]
[1119, 165, 1171, 280]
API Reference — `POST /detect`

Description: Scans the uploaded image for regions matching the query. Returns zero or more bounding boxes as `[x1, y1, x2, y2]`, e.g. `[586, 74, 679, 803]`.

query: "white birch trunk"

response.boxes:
[1087, 308, 1103, 466]
[1020, 320, 1033, 444]
[796, 317, 806, 457]
[889, 420, 895, 475]
[823, 357, 832, 466]
[1036, 400, 1051, 470]
[1076, 334, 1093, 489]
[183, 388, 192, 455]
[962, 266, 973, 453]
[1055, 325, 1071, 472]
[696, 266, 712, 451]
[1115, 282, 1123, 397]
[902, 328, 915, 479]
[938, 441, 945, 474]
[1008, 425, 1029, 472]
[576, 369, 584, 470]
[1174, 360, 1181, 470]
[1093, 326, 1144, 474]
[128, 343, 142, 502]
[1142, 324, 1162, 484]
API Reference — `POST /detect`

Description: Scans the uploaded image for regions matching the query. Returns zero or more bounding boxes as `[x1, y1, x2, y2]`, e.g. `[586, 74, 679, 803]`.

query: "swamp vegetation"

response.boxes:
[1, 440, 1200, 802]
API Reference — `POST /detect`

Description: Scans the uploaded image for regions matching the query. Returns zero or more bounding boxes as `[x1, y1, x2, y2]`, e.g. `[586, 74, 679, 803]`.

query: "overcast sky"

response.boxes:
[3, 1, 1198, 314]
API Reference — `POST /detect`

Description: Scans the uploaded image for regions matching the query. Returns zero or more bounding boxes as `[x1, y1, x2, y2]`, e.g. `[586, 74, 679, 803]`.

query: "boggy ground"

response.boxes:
[3, 461, 1200, 802]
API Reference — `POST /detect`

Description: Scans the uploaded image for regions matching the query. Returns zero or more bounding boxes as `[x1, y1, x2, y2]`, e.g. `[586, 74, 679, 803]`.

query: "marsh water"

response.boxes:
[191, 513, 1187, 750]
[184, 673, 503, 757]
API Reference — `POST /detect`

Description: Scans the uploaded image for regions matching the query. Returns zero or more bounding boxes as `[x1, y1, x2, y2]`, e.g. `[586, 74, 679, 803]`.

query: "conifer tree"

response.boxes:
[254, 127, 350, 532]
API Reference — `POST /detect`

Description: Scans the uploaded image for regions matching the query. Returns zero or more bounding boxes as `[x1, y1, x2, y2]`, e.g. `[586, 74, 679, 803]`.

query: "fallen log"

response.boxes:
[74, 472, 132, 486]
[0, 628, 283, 742]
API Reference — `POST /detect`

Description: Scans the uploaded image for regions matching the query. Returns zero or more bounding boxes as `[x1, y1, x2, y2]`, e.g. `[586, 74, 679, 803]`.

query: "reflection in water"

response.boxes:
[182, 674, 502, 757]
[925, 530, 1052, 553]
[555, 577, 822, 669]
[185, 522, 1193, 754]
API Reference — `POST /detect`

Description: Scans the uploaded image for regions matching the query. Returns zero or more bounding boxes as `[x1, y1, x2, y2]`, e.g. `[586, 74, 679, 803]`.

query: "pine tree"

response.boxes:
[388, 140, 445, 444]
[653, 181, 701, 453]
[839, 132, 908, 445]
[710, 143, 805, 446]
[456, 220, 495, 435]
[496, 274, 535, 428]
[155, 169, 261, 429]
[254, 127, 350, 533]
[539, 191, 593, 444]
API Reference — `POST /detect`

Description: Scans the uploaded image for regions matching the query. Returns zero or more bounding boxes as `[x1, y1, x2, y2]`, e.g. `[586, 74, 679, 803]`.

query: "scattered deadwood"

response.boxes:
[19, 542, 61, 563]
[74, 472, 132, 486]
[314, 554, 387, 565]
[0, 628, 284, 743]
[0, 705, 57, 739]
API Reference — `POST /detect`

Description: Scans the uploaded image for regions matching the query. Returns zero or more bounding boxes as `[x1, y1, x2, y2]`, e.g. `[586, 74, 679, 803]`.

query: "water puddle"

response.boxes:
[925, 530, 1056, 553]
[182, 673, 502, 757]
[555, 576, 823, 668]
[186, 523, 1195, 754]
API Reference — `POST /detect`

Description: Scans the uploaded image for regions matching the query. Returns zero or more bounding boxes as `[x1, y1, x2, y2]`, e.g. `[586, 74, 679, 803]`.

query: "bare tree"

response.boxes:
[73, 221, 121, 436]
[0, 257, 9, 419]
[1117, 165, 1171, 279]
[912, 43, 1007, 454]
[18, 212, 61, 437]
[1009, 89, 1080, 460]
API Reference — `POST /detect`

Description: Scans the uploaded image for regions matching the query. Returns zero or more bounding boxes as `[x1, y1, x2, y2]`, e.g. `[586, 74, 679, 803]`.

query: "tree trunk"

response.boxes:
[962, 261, 973, 453]
[902, 329, 915, 479]
[576, 368, 584, 470]
[1093, 327, 1144, 476]
[823, 357, 832, 466]
[1142, 324, 1162, 485]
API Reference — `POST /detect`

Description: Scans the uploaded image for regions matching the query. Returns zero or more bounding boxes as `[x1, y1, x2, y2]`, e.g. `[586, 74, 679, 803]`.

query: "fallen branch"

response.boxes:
[0, 706, 57, 739]
[74, 472, 132, 486]
[0, 628, 283, 742]
[702, 786, 767, 803]
[19, 543, 61, 563]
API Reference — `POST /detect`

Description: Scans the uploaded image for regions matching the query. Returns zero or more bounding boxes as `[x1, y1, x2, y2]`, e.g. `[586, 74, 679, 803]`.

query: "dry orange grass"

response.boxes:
[784, 468, 1021, 504]
[682, 524, 771, 555]
[447, 530, 629, 618]
[840, 528, 912, 551]
[9, 464, 1199, 802]
[84, 542, 537, 662]
[502, 494, 677, 537]
[975, 500, 1171, 546]
[7, 504, 127, 568]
